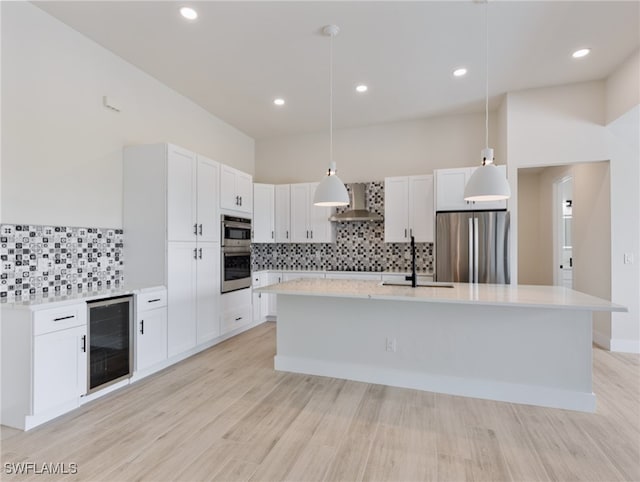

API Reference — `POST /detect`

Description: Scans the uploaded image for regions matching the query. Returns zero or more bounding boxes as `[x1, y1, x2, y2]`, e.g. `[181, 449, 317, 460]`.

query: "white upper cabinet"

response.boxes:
[220, 165, 253, 214]
[167, 146, 197, 242]
[384, 175, 434, 243]
[166, 146, 220, 242]
[196, 156, 221, 242]
[274, 184, 291, 243]
[435, 166, 507, 211]
[290, 183, 335, 243]
[253, 184, 275, 243]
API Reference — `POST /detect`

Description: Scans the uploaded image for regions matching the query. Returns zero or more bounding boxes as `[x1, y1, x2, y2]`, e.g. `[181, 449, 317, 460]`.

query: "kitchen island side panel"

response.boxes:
[275, 294, 594, 411]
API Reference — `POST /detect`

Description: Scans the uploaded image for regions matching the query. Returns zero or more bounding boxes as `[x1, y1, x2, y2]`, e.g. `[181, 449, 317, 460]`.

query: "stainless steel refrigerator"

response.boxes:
[435, 211, 510, 284]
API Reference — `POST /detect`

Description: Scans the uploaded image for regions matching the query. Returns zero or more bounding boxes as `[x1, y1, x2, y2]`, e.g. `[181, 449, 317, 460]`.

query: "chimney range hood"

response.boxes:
[329, 183, 383, 222]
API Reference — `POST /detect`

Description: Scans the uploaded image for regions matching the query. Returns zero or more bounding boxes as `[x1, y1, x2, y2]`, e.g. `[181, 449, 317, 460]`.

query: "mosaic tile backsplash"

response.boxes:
[1, 224, 124, 301]
[252, 182, 434, 273]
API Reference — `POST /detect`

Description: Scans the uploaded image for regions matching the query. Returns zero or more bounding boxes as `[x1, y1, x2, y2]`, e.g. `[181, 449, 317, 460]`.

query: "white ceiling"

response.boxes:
[35, 1, 640, 140]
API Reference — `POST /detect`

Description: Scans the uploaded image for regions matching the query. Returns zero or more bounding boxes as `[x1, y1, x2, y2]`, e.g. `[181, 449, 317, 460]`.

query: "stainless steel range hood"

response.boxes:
[329, 183, 383, 222]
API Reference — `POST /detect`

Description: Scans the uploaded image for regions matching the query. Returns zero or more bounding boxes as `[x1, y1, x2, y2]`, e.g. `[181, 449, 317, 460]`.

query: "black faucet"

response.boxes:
[405, 235, 417, 288]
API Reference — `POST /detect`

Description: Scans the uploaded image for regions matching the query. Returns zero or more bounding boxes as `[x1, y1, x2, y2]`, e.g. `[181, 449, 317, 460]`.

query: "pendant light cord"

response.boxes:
[329, 31, 334, 171]
[485, 1, 489, 153]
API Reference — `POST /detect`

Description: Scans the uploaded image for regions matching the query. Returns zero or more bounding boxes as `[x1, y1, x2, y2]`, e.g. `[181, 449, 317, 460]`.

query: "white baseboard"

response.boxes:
[609, 338, 640, 354]
[274, 355, 596, 413]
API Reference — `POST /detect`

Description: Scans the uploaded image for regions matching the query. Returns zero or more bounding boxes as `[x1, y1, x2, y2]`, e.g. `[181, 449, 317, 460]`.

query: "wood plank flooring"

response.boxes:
[2, 321, 639, 481]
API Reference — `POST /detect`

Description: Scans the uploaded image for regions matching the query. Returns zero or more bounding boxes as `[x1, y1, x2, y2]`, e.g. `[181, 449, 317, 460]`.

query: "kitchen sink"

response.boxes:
[381, 282, 455, 288]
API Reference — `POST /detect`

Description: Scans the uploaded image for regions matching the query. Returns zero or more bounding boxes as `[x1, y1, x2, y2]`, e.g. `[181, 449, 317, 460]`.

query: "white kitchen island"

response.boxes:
[258, 279, 626, 412]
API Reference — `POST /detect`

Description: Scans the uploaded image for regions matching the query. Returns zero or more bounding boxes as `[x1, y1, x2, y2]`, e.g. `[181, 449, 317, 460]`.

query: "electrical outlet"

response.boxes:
[624, 253, 634, 264]
[385, 337, 396, 352]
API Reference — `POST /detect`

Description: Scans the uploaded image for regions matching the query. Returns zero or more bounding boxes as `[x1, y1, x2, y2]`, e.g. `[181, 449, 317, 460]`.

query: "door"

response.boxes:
[33, 325, 86, 414]
[197, 243, 221, 343]
[235, 172, 253, 213]
[384, 177, 409, 242]
[136, 308, 168, 372]
[436, 212, 473, 282]
[290, 183, 309, 242]
[409, 175, 434, 242]
[253, 184, 275, 243]
[220, 165, 238, 211]
[475, 211, 510, 284]
[196, 156, 220, 242]
[167, 146, 197, 241]
[167, 242, 197, 357]
[274, 185, 291, 243]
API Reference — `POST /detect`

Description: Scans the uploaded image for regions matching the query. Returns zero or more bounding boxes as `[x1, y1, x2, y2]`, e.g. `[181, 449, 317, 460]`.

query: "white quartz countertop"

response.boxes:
[1, 285, 165, 309]
[257, 278, 626, 312]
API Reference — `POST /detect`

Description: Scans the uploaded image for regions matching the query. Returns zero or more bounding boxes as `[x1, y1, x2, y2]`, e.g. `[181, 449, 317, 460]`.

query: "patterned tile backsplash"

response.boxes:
[252, 181, 434, 272]
[1, 224, 124, 301]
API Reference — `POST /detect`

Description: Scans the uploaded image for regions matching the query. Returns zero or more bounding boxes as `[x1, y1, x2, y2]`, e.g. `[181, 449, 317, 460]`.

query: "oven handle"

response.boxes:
[223, 252, 251, 258]
[223, 221, 251, 230]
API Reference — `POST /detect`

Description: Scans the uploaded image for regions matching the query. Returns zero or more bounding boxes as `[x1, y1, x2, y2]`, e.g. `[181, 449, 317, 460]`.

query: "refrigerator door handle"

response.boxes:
[474, 217, 479, 283]
[468, 217, 474, 283]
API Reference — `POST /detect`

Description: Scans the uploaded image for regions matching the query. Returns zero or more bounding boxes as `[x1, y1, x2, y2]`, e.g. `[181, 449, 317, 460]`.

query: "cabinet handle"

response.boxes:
[199, 224, 203, 235]
[198, 248, 203, 259]
[193, 248, 197, 260]
[404, 228, 407, 238]
[239, 196, 243, 206]
[310, 230, 313, 239]
[235, 316, 243, 321]
[306, 230, 309, 239]
[271, 230, 274, 239]
[410, 228, 413, 237]
[194, 223, 198, 235]
[140, 320, 145, 335]
[81, 335, 86, 353]
[54, 315, 75, 322]
[147, 298, 161, 303]
[286, 230, 289, 239]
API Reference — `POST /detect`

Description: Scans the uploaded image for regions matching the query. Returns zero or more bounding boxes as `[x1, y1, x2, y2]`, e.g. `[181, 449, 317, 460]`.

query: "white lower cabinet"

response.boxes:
[1, 302, 87, 430]
[252, 272, 273, 323]
[221, 288, 252, 335]
[167, 242, 198, 357]
[196, 243, 221, 344]
[135, 288, 168, 375]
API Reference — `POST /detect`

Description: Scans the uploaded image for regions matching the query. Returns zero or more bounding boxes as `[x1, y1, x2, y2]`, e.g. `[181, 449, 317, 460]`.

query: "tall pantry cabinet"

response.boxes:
[124, 144, 221, 359]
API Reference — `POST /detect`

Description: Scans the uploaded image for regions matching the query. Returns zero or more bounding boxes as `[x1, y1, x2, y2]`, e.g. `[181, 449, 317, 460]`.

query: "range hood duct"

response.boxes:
[329, 183, 383, 222]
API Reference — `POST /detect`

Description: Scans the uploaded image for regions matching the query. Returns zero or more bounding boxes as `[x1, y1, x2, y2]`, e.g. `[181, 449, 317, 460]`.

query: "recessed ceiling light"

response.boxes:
[179, 7, 198, 21]
[572, 48, 590, 59]
[453, 68, 468, 77]
[273, 98, 285, 106]
[355, 84, 368, 93]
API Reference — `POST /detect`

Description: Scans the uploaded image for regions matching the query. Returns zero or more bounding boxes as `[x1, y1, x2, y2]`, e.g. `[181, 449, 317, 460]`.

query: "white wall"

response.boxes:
[255, 112, 500, 183]
[605, 50, 640, 124]
[1, 2, 255, 229]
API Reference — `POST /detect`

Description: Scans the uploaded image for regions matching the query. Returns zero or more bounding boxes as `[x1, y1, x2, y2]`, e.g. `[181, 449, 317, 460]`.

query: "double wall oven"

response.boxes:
[221, 215, 251, 293]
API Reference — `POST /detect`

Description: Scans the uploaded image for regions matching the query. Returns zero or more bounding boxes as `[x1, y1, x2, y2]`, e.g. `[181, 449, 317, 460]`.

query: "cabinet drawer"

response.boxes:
[221, 304, 252, 334]
[33, 304, 86, 336]
[137, 290, 167, 312]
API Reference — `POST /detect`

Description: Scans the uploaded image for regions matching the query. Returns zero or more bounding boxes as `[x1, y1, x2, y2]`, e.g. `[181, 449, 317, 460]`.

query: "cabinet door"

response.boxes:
[196, 156, 220, 242]
[167, 146, 197, 241]
[220, 165, 238, 211]
[290, 183, 310, 242]
[167, 242, 197, 357]
[236, 172, 253, 213]
[384, 177, 409, 242]
[196, 243, 221, 344]
[136, 308, 168, 372]
[409, 175, 434, 242]
[33, 325, 87, 414]
[435, 168, 472, 212]
[274, 185, 291, 243]
[252, 291, 262, 323]
[253, 184, 275, 243]
[267, 273, 281, 317]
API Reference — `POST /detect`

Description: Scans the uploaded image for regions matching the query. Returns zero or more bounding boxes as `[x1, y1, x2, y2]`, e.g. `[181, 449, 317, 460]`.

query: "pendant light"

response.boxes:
[464, 2, 511, 202]
[313, 25, 349, 207]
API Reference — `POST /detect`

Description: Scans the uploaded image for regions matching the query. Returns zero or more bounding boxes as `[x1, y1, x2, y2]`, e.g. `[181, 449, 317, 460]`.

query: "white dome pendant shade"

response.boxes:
[313, 162, 350, 206]
[464, 2, 511, 203]
[313, 25, 349, 207]
[464, 149, 511, 202]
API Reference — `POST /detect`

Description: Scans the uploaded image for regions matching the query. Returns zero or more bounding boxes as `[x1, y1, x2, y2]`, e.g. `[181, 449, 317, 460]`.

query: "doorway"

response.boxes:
[554, 176, 573, 288]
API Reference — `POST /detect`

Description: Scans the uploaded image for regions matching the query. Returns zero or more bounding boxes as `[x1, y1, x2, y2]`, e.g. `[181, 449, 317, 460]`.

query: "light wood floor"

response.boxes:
[2, 321, 639, 481]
